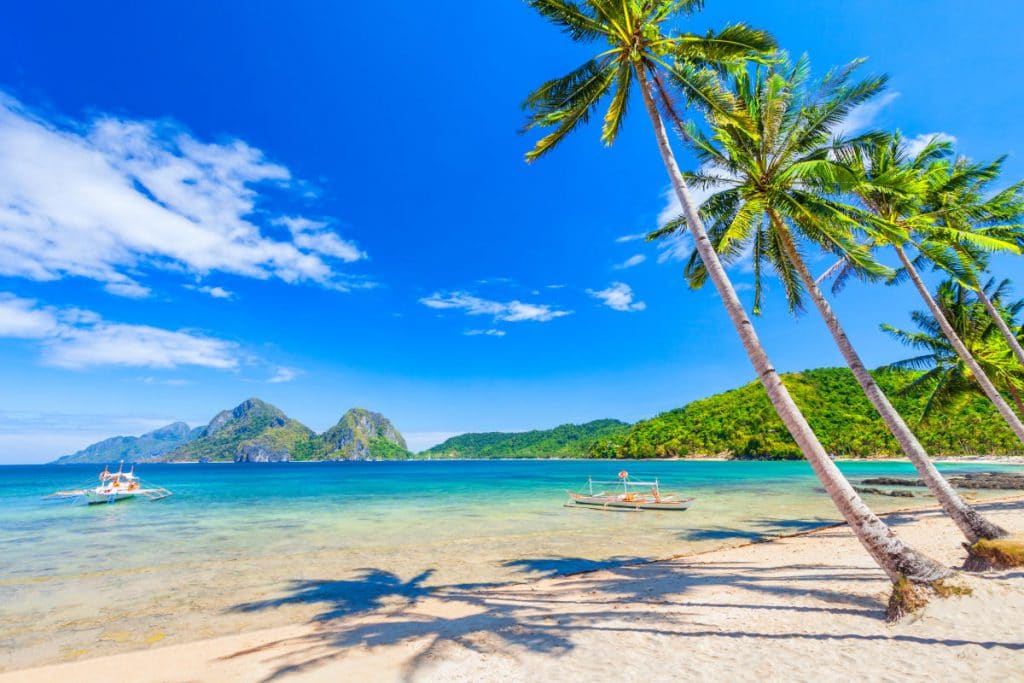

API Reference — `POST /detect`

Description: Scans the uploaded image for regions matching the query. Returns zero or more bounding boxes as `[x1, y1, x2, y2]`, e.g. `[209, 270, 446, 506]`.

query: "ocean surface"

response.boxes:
[2, 459, 1021, 670]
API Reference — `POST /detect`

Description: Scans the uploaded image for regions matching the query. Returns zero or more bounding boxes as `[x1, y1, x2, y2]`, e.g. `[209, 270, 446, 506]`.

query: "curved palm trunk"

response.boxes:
[895, 245, 1024, 444]
[1010, 384, 1024, 418]
[770, 215, 1006, 542]
[635, 68, 950, 584]
[972, 275, 1024, 369]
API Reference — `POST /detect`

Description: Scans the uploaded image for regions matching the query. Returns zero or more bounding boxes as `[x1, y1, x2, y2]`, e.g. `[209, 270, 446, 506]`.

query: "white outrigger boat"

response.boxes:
[47, 463, 172, 505]
[567, 470, 692, 511]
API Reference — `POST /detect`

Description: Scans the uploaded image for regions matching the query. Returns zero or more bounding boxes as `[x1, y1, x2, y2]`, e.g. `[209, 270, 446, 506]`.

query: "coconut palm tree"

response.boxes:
[838, 135, 1024, 445]
[917, 156, 1024, 368]
[522, 0, 950, 595]
[884, 279, 1024, 419]
[659, 58, 1007, 542]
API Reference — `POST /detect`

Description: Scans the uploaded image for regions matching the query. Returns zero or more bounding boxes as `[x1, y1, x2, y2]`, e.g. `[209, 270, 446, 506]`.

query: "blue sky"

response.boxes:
[1, 1, 1023, 462]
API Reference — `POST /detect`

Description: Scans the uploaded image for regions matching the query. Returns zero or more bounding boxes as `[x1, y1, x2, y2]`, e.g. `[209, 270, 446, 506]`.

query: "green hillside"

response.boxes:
[587, 367, 1023, 459]
[163, 398, 315, 463]
[296, 408, 410, 460]
[421, 419, 631, 458]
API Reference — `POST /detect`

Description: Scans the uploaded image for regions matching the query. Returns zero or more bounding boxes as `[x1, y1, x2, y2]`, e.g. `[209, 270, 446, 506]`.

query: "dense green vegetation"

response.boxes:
[421, 419, 631, 459]
[164, 399, 314, 462]
[588, 368, 1023, 459]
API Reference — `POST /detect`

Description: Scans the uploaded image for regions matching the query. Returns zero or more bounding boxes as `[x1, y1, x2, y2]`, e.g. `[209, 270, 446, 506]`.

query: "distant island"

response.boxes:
[54, 400, 409, 464]
[420, 419, 630, 459]
[53, 367, 1024, 464]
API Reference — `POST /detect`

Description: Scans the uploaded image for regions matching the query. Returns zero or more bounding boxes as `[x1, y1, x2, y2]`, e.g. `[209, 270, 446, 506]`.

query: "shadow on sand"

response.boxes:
[222, 499, 1024, 682]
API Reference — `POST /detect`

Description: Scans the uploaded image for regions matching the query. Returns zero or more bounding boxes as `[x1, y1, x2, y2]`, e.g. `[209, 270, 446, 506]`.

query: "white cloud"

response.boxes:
[420, 291, 571, 323]
[103, 280, 152, 299]
[44, 323, 238, 370]
[140, 376, 191, 386]
[268, 366, 299, 383]
[275, 217, 365, 263]
[613, 253, 646, 270]
[587, 282, 646, 312]
[186, 284, 234, 300]
[464, 328, 506, 337]
[0, 292, 238, 369]
[615, 233, 646, 243]
[904, 132, 957, 159]
[0, 294, 59, 338]
[832, 91, 900, 139]
[0, 92, 367, 295]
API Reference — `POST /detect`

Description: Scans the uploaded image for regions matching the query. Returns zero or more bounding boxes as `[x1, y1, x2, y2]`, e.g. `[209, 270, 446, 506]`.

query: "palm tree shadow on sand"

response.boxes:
[229, 569, 438, 621]
[219, 501, 1024, 683]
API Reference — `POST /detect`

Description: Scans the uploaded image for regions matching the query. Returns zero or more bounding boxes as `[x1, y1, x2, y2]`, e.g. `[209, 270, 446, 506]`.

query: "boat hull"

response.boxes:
[568, 495, 690, 511]
[85, 491, 136, 505]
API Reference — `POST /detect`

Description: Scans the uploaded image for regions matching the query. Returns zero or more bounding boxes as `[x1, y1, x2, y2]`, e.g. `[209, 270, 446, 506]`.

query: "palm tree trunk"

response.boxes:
[895, 245, 1024, 444]
[635, 67, 950, 585]
[973, 275, 1024, 368]
[1009, 384, 1024, 419]
[770, 214, 1006, 542]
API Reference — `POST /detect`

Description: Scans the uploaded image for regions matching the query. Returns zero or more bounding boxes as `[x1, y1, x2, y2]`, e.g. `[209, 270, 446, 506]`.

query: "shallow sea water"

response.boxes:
[1, 460, 1019, 670]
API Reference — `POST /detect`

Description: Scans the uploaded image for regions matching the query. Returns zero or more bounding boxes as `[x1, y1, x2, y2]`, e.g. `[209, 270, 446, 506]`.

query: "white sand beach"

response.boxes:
[4, 496, 1022, 683]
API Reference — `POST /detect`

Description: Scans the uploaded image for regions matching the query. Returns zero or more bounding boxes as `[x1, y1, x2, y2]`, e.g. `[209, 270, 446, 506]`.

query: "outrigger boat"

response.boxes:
[47, 462, 172, 505]
[567, 470, 692, 511]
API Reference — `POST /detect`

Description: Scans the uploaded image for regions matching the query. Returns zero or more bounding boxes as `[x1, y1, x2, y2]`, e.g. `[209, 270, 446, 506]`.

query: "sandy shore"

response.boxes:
[4, 497, 1023, 682]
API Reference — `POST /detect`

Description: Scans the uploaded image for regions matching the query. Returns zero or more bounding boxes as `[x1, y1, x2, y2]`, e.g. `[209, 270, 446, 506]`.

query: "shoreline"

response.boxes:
[4, 494, 1023, 682]
[35, 455, 1024, 466]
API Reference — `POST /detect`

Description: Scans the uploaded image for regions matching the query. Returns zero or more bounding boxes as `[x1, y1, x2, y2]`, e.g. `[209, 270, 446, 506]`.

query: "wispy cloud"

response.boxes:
[0, 293, 61, 338]
[613, 254, 646, 270]
[833, 91, 900, 138]
[185, 284, 235, 300]
[904, 132, 956, 159]
[615, 233, 646, 243]
[103, 281, 152, 299]
[140, 376, 191, 386]
[420, 291, 571, 323]
[464, 328, 506, 337]
[0, 293, 239, 369]
[587, 282, 646, 312]
[0, 92, 368, 296]
[268, 366, 299, 383]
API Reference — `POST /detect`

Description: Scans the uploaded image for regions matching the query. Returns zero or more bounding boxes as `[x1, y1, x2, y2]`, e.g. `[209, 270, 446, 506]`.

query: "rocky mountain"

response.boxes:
[53, 421, 202, 464]
[52, 400, 412, 463]
[420, 419, 630, 459]
[162, 398, 315, 463]
[307, 408, 409, 460]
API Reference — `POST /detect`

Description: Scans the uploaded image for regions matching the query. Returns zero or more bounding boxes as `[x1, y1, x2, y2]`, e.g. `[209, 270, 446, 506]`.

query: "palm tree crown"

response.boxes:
[652, 56, 889, 313]
[884, 279, 1024, 417]
[522, 0, 774, 161]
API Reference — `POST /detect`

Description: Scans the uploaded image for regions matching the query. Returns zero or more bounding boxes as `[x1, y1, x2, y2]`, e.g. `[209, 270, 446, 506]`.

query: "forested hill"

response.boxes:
[421, 419, 631, 458]
[586, 367, 1023, 459]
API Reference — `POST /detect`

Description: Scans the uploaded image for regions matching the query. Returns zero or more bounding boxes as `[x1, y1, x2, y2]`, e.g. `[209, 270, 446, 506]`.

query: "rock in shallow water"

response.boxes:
[861, 472, 1024, 490]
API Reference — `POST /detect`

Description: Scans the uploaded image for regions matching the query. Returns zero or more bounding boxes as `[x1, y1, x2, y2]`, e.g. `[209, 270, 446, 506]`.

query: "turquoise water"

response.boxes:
[1, 459, 1021, 670]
